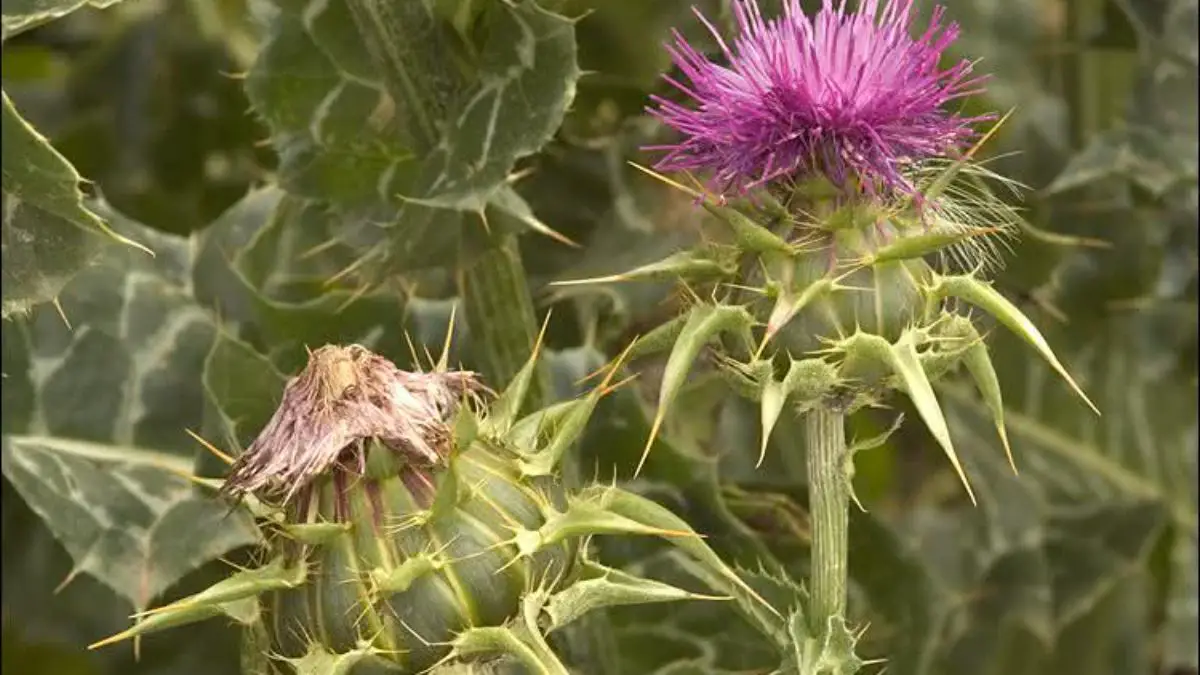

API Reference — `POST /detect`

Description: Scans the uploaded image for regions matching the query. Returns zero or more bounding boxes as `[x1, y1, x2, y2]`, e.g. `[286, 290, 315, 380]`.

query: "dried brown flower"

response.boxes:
[220, 344, 482, 514]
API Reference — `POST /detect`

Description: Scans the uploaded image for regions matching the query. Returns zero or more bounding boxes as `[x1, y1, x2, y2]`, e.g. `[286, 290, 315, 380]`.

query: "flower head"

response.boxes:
[221, 344, 482, 517]
[647, 0, 988, 199]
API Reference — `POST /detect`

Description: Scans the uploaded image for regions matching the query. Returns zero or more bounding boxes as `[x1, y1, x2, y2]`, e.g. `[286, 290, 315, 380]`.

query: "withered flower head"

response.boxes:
[221, 344, 482, 513]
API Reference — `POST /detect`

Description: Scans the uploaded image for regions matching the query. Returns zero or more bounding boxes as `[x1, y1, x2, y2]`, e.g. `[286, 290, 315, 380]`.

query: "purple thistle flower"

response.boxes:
[646, 0, 990, 199]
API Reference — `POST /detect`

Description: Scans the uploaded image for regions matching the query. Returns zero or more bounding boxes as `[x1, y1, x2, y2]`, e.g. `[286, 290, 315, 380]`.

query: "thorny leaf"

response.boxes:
[244, 0, 582, 274]
[2, 92, 149, 318]
[0, 218, 258, 613]
[1, 0, 125, 38]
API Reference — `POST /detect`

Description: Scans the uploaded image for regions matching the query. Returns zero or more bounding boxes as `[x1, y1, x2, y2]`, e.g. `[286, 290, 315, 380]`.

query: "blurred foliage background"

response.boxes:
[1, 0, 1196, 674]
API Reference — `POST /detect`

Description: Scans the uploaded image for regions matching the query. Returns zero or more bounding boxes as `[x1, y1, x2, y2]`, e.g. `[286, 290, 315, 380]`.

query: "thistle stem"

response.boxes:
[805, 405, 849, 631]
[459, 233, 549, 408]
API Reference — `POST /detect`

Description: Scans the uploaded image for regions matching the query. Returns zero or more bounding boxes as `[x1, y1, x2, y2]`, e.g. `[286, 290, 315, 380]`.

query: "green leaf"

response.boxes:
[279, 642, 388, 675]
[939, 311, 1197, 674]
[1044, 127, 1197, 198]
[198, 329, 287, 473]
[400, 2, 581, 211]
[1, 435, 259, 615]
[1, 479, 249, 674]
[191, 190, 417, 374]
[1, 91, 148, 318]
[342, 0, 466, 152]
[1, 0, 124, 39]
[0, 215, 259, 614]
[245, 0, 582, 275]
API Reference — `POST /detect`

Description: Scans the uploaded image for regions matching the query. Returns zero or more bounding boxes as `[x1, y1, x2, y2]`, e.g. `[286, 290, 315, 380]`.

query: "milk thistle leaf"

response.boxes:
[646, 0, 989, 198]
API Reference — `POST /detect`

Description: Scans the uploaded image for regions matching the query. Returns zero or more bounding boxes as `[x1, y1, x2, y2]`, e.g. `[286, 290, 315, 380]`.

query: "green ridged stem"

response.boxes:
[459, 233, 548, 410]
[805, 406, 849, 632]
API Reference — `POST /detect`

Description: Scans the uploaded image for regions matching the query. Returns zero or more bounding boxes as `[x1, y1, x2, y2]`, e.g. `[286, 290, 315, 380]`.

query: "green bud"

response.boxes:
[91, 344, 775, 674]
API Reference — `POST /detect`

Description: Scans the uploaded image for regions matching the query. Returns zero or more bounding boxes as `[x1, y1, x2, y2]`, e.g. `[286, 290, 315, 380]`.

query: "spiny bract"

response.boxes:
[562, 0, 1097, 499]
[91, 343, 777, 674]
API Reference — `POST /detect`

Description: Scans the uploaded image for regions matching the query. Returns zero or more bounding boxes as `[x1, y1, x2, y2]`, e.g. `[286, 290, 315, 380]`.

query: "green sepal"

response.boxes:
[507, 400, 577, 452]
[368, 553, 442, 594]
[944, 316, 1017, 473]
[758, 358, 839, 466]
[542, 560, 725, 632]
[550, 245, 738, 287]
[641, 303, 756, 475]
[703, 202, 794, 254]
[89, 557, 308, 649]
[280, 522, 352, 546]
[765, 278, 837, 344]
[516, 391, 602, 476]
[440, 590, 572, 675]
[278, 640, 395, 675]
[778, 612, 869, 675]
[926, 273, 1099, 414]
[857, 226, 1001, 267]
[625, 313, 689, 361]
[485, 316, 550, 436]
[832, 330, 975, 504]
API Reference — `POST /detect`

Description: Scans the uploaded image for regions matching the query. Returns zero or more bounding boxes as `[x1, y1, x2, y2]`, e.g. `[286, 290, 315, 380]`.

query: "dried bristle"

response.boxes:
[910, 159, 1023, 274]
[221, 345, 484, 512]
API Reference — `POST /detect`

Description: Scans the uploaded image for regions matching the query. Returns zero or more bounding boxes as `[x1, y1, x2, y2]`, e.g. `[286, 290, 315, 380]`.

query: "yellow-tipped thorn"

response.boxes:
[298, 237, 342, 261]
[51, 296, 72, 331]
[437, 303, 459, 372]
[596, 339, 638, 391]
[325, 250, 370, 288]
[88, 622, 141, 651]
[549, 274, 626, 287]
[998, 423, 1018, 476]
[53, 567, 81, 595]
[599, 373, 639, 398]
[524, 215, 581, 249]
[964, 108, 1015, 163]
[755, 437, 770, 470]
[634, 412, 665, 479]
[531, 309, 552, 362]
[401, 330, 424, 371]
[186, 428, 235, 465]
[335, 282, 375, 314]
[627, 161, 707, 201]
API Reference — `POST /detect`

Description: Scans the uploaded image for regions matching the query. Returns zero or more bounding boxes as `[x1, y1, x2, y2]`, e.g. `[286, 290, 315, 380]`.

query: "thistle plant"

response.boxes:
[559, 0, 1099, 668]
[87, 335, 782, 674]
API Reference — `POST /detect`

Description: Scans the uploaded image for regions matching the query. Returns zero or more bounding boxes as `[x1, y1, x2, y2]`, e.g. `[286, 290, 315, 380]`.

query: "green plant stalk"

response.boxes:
[805, 405, 849, 631]
[460, 233, 549, 408]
